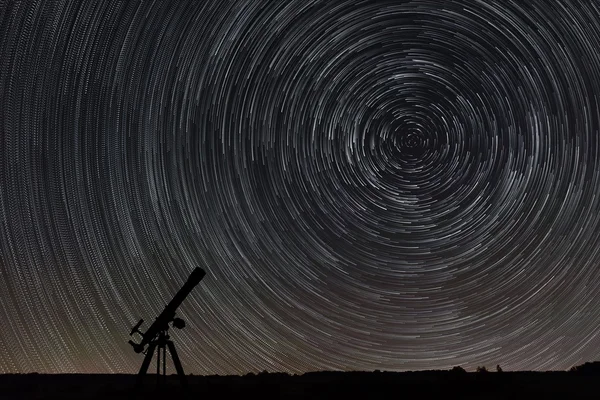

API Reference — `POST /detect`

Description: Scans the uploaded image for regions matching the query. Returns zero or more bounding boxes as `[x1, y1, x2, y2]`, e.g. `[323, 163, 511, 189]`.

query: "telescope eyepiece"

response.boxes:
[130, 319, 144, 336]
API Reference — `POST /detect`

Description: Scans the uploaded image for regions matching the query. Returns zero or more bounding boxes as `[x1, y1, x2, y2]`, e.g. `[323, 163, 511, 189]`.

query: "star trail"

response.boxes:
[1, 0, 600, 375]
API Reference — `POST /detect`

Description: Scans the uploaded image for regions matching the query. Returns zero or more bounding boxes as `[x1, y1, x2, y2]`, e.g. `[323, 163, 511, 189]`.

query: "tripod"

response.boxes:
[135, 329, 187, 389]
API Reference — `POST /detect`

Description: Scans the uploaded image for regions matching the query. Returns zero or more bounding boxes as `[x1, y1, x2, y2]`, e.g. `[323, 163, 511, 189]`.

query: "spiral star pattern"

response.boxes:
[1, 0, 600, 375]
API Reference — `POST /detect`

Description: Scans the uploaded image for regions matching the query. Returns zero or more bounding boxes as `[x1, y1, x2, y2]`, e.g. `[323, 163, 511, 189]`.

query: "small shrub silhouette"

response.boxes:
[476, 366, 488, 373]
[496, 365, 503, 373]
[450, 366, 467, 374]
[569, 361, 600, 375]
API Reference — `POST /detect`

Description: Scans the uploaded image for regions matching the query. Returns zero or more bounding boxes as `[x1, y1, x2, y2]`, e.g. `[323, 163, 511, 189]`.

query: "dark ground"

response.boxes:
[1, 370, 598, 399]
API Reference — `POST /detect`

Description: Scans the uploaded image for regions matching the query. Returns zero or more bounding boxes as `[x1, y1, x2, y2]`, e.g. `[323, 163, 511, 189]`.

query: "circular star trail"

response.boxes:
[1, 0, 600, 375]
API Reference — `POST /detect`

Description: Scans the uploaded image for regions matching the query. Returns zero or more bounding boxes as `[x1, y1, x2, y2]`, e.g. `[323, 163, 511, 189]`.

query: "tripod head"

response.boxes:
[128, 267, 206, 353]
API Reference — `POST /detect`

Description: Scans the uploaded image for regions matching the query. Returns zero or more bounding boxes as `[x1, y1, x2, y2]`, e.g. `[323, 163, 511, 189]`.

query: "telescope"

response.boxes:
[128, 267, 206, 389]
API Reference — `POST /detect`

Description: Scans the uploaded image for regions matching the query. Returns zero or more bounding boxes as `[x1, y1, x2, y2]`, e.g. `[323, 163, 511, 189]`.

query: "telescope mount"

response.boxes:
[130, 318, 187, 389]
[127, 267, 206, 391]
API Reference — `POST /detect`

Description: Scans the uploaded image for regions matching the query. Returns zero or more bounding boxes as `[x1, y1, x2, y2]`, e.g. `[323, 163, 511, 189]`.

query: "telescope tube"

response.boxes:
[164, 267, 206, 313]
[134, 267, 206, 352]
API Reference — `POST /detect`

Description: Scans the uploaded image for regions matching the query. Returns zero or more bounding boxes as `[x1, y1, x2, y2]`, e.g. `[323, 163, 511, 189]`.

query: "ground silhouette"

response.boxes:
[1, 363, 598, 399]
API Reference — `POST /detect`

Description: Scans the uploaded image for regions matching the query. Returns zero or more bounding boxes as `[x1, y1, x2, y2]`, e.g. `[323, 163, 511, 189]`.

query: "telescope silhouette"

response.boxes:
[128, 267, 206, 390]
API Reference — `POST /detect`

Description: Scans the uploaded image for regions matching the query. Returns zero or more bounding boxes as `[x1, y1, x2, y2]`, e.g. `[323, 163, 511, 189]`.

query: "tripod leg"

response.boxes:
[167, 340, 187, 387]
[156, 345, 161, 387]
[162, 345, 167, 386]
[136, 342, 157, 389]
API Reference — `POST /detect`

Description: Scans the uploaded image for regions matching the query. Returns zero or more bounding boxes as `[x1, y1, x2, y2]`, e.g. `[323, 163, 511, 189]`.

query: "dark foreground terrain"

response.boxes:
[1, 370, 598, 399]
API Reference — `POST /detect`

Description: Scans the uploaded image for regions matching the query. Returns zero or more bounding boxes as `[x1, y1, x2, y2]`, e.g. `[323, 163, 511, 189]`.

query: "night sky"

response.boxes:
[1, 0, 600, 375]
